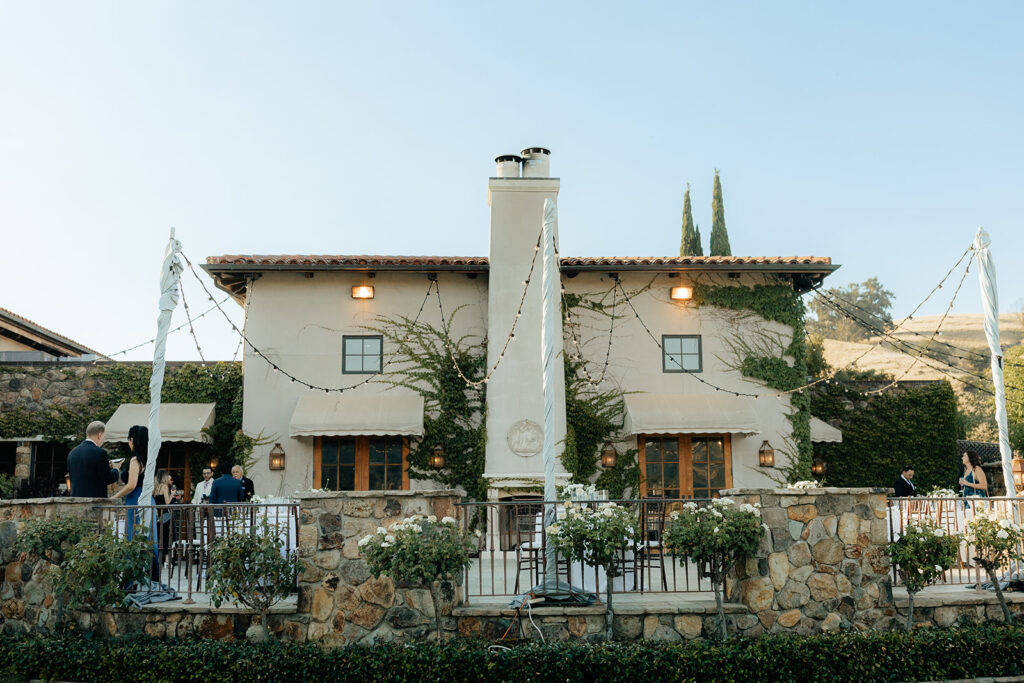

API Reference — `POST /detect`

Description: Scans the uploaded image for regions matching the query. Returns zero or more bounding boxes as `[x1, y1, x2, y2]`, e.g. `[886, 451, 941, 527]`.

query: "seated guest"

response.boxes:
[892, 465, 916, 497]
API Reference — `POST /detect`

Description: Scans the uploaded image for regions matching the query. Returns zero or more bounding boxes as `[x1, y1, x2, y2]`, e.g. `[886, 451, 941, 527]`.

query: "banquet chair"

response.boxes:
[637, 499, 668, 592]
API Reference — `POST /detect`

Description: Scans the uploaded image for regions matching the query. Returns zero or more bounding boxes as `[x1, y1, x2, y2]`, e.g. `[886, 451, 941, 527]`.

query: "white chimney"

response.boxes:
[485, 147, 566, 492]
[495, 154, 522, 178]
[520, 147, 551, 178]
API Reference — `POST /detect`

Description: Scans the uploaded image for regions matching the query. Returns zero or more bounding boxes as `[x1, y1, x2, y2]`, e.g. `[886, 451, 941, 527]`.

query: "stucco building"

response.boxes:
[203, 149, 839, 501]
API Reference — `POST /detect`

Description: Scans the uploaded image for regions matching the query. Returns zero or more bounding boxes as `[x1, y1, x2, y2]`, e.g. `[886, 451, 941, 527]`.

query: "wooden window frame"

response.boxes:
[638, 434, 732, 498]
[314, 436, 410, 491]
[342, 335, 384, 375]
[661, 334, 702, 373]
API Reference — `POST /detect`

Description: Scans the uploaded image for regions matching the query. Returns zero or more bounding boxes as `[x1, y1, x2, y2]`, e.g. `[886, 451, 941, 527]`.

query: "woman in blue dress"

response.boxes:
[959, 450, 988, 507]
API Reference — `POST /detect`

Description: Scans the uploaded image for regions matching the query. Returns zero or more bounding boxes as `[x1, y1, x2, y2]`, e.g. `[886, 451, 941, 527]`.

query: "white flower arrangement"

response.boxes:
[926, 488, 957, 498]
[787, 480, 822, 490]
[560, 483, 598, 501]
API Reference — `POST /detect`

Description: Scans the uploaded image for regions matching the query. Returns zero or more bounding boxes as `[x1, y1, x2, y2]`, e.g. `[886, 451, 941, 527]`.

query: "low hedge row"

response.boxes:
[3, 625, 1023, 682]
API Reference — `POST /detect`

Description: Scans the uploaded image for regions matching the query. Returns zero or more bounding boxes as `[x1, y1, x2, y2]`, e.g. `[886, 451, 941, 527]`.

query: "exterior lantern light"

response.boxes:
[351, 285, 375, 299]
[1013, 456, 1024, 492]
[268, 443, 286, 471]
[758, 440, 775, 467]
[601, 444, 617, 468]
[209, 458, 219, 470]
[429, 445, 446, 469]
[811, 455, 827, 478]
[670, 286, 694, 301]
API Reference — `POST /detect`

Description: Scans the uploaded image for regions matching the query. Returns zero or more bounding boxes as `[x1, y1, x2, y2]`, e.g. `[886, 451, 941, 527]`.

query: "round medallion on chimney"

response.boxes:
[520, 147, 551, 177]
[495, 154, 522, 178]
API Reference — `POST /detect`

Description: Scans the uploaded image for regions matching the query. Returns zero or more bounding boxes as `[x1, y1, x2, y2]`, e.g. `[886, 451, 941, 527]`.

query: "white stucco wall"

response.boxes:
[563, 271, 799, 490]
[240, 271, 487, 496]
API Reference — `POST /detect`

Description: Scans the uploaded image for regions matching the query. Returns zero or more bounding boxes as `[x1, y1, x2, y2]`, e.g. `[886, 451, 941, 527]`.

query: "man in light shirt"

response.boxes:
[191, 466, 214, 504]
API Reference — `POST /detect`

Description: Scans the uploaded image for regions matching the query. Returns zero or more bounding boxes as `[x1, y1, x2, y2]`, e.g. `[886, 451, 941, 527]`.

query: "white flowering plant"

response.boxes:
[557, 483, 599, 501]
[546, 501, 640, 584]
[787, 480, 822, 490]
[965, 513, 1024, 623]
[359, 513, 474, 641]
[887, 520, 958, 629]
[662, 498, 764, 640]
[926, 487, 958, 499]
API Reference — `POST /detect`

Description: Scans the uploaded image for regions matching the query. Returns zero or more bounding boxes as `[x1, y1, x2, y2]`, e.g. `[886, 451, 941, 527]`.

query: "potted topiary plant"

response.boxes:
[966, 512, 1024, 624]
[662, 498, 764, 641]
[207, 516, 302, 642]
[53, 527, 153, 617]
[546, 500, 639, 641]
[359, 514, 475, 642]
[887, 520, 959, 630]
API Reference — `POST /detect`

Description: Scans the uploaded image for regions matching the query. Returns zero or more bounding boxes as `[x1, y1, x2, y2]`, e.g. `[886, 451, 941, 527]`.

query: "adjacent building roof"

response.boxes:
[203, 254, 837, 300]
[0, 307, 96, 357]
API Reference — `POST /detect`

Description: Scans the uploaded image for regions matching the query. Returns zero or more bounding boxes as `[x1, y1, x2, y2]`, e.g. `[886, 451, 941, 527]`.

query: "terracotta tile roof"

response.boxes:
[0, 306, 95, 356]
[206, 254, 832, 268]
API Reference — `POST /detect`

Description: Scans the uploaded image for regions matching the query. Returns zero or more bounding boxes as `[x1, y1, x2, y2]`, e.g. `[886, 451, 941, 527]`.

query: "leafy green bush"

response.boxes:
[54, 527, 153, 610]
[0, 472, 16, 499]
[4, 626, 1024, 682]
[810, 380, 960, 491]
[207, 517, 301, 635]
[966, 512, 1024, 623]
[663, 499, 764, 640]
[14, 515, 94, 559]
[887, 520, 959, 630]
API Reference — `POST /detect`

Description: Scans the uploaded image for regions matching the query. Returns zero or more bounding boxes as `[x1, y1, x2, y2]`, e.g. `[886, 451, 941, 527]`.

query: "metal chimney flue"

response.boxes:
[495, 154, 522, 178]
[521, 147, 551, 178]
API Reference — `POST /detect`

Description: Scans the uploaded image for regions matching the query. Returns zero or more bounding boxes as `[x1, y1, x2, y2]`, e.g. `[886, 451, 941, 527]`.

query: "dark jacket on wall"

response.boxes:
[67, 439, 118, 498]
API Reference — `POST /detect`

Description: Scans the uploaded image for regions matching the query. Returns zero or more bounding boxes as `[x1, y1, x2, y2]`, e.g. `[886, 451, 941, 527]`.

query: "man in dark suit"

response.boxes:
[892, 465, 916, 497]
[67, 421, 119, 498]
[209, 463, 244, 508]
[232, 465, 255, 502]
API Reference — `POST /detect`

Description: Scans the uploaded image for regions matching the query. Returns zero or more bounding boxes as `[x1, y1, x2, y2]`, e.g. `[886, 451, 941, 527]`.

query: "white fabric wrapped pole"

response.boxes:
[139, 229, 184, 530]
[541, 199, 560, 590]
[974, 227, 1017, 501]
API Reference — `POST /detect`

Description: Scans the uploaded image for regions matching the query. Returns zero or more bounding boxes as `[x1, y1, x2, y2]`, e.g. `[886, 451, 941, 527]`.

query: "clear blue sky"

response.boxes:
[2, 2, 1022, 361]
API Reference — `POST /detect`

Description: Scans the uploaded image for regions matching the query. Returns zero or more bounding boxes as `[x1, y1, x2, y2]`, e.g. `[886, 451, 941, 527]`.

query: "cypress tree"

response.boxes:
[694, 224, 704, 256]
[709, 169, 732, 256]
[679, 184, 699, 256]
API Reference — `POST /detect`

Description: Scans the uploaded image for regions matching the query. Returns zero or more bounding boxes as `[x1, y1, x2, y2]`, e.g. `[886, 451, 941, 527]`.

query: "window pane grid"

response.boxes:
[662, 335, 701, 373]
[343, 335, 384, 374]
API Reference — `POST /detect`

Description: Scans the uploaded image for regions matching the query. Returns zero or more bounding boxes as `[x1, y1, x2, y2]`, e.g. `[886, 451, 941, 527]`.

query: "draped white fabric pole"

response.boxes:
[974, 227, 1017, 500]
[541, 199, 560, 589]
[139, 228, 184, 529]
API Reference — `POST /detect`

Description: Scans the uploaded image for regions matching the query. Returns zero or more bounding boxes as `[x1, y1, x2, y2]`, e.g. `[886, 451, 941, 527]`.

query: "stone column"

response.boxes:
[13, 442, 31, 486]
[726, 487, 894, 635]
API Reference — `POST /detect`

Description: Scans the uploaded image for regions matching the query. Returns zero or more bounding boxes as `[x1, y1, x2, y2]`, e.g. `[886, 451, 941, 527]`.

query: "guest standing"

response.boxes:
[892, 465, 916, 497]
[68, 421, 119, 498]
[191, 466, 214, 505]
[232, 465, 255, 502]
[959, 450, 988, 502]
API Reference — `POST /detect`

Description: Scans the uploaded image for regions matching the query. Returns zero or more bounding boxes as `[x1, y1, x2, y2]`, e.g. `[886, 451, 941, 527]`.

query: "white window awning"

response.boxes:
[623, 394, 760, 435]
[810, 417, 843, 443]
[289, 394, 424, 438]
[104, 403, 216, 443]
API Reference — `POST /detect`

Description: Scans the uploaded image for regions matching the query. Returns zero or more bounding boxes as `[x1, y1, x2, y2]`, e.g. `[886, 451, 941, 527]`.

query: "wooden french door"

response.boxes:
[639, 434, 732, 499]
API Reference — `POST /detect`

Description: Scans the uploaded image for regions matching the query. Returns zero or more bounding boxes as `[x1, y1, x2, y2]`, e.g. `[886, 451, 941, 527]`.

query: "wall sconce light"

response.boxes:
[351, 285, 375, 299]
[268, 443, 286, 471]
[209, 458, 219, 470]
[758, 440, 775, 467]
[429, 445, 446, 469]
[811, 455, 827, 478]
[601, 445, 617, 468]
[670, 286, 694, 301]
[1012, 456, 1024, 492]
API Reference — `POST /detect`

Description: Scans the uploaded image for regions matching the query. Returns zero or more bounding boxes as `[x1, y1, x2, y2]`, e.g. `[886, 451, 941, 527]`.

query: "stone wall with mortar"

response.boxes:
[295, 490, 463, 646]
[727, 487, 895, 634]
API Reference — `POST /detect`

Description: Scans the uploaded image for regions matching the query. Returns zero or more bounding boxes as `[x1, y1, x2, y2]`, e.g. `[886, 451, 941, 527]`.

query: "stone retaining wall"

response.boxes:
[727, 487, 895, 634]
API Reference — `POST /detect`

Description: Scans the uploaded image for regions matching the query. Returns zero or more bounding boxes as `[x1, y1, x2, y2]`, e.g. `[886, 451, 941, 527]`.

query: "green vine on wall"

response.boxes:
[368, 313, 488, 501]
[0, 362, 246, 488]
[693, 281, 813, 481]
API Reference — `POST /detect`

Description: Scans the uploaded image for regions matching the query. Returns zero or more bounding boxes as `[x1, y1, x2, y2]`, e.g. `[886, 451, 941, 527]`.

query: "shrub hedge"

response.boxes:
[3, 625, 1024, 682]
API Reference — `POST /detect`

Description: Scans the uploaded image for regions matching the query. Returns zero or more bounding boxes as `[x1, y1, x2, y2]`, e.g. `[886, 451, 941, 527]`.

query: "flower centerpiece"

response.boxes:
[965, 513, 1024, 623]
[886, 520, 959, 630]
[787, 480, 822, 490]
[925, 487, 957, 499]
[359, 514, 475, 641]
[662, 498, 764, 640]
[558, 483, 598, 501]
[546, 500, 639, 640]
